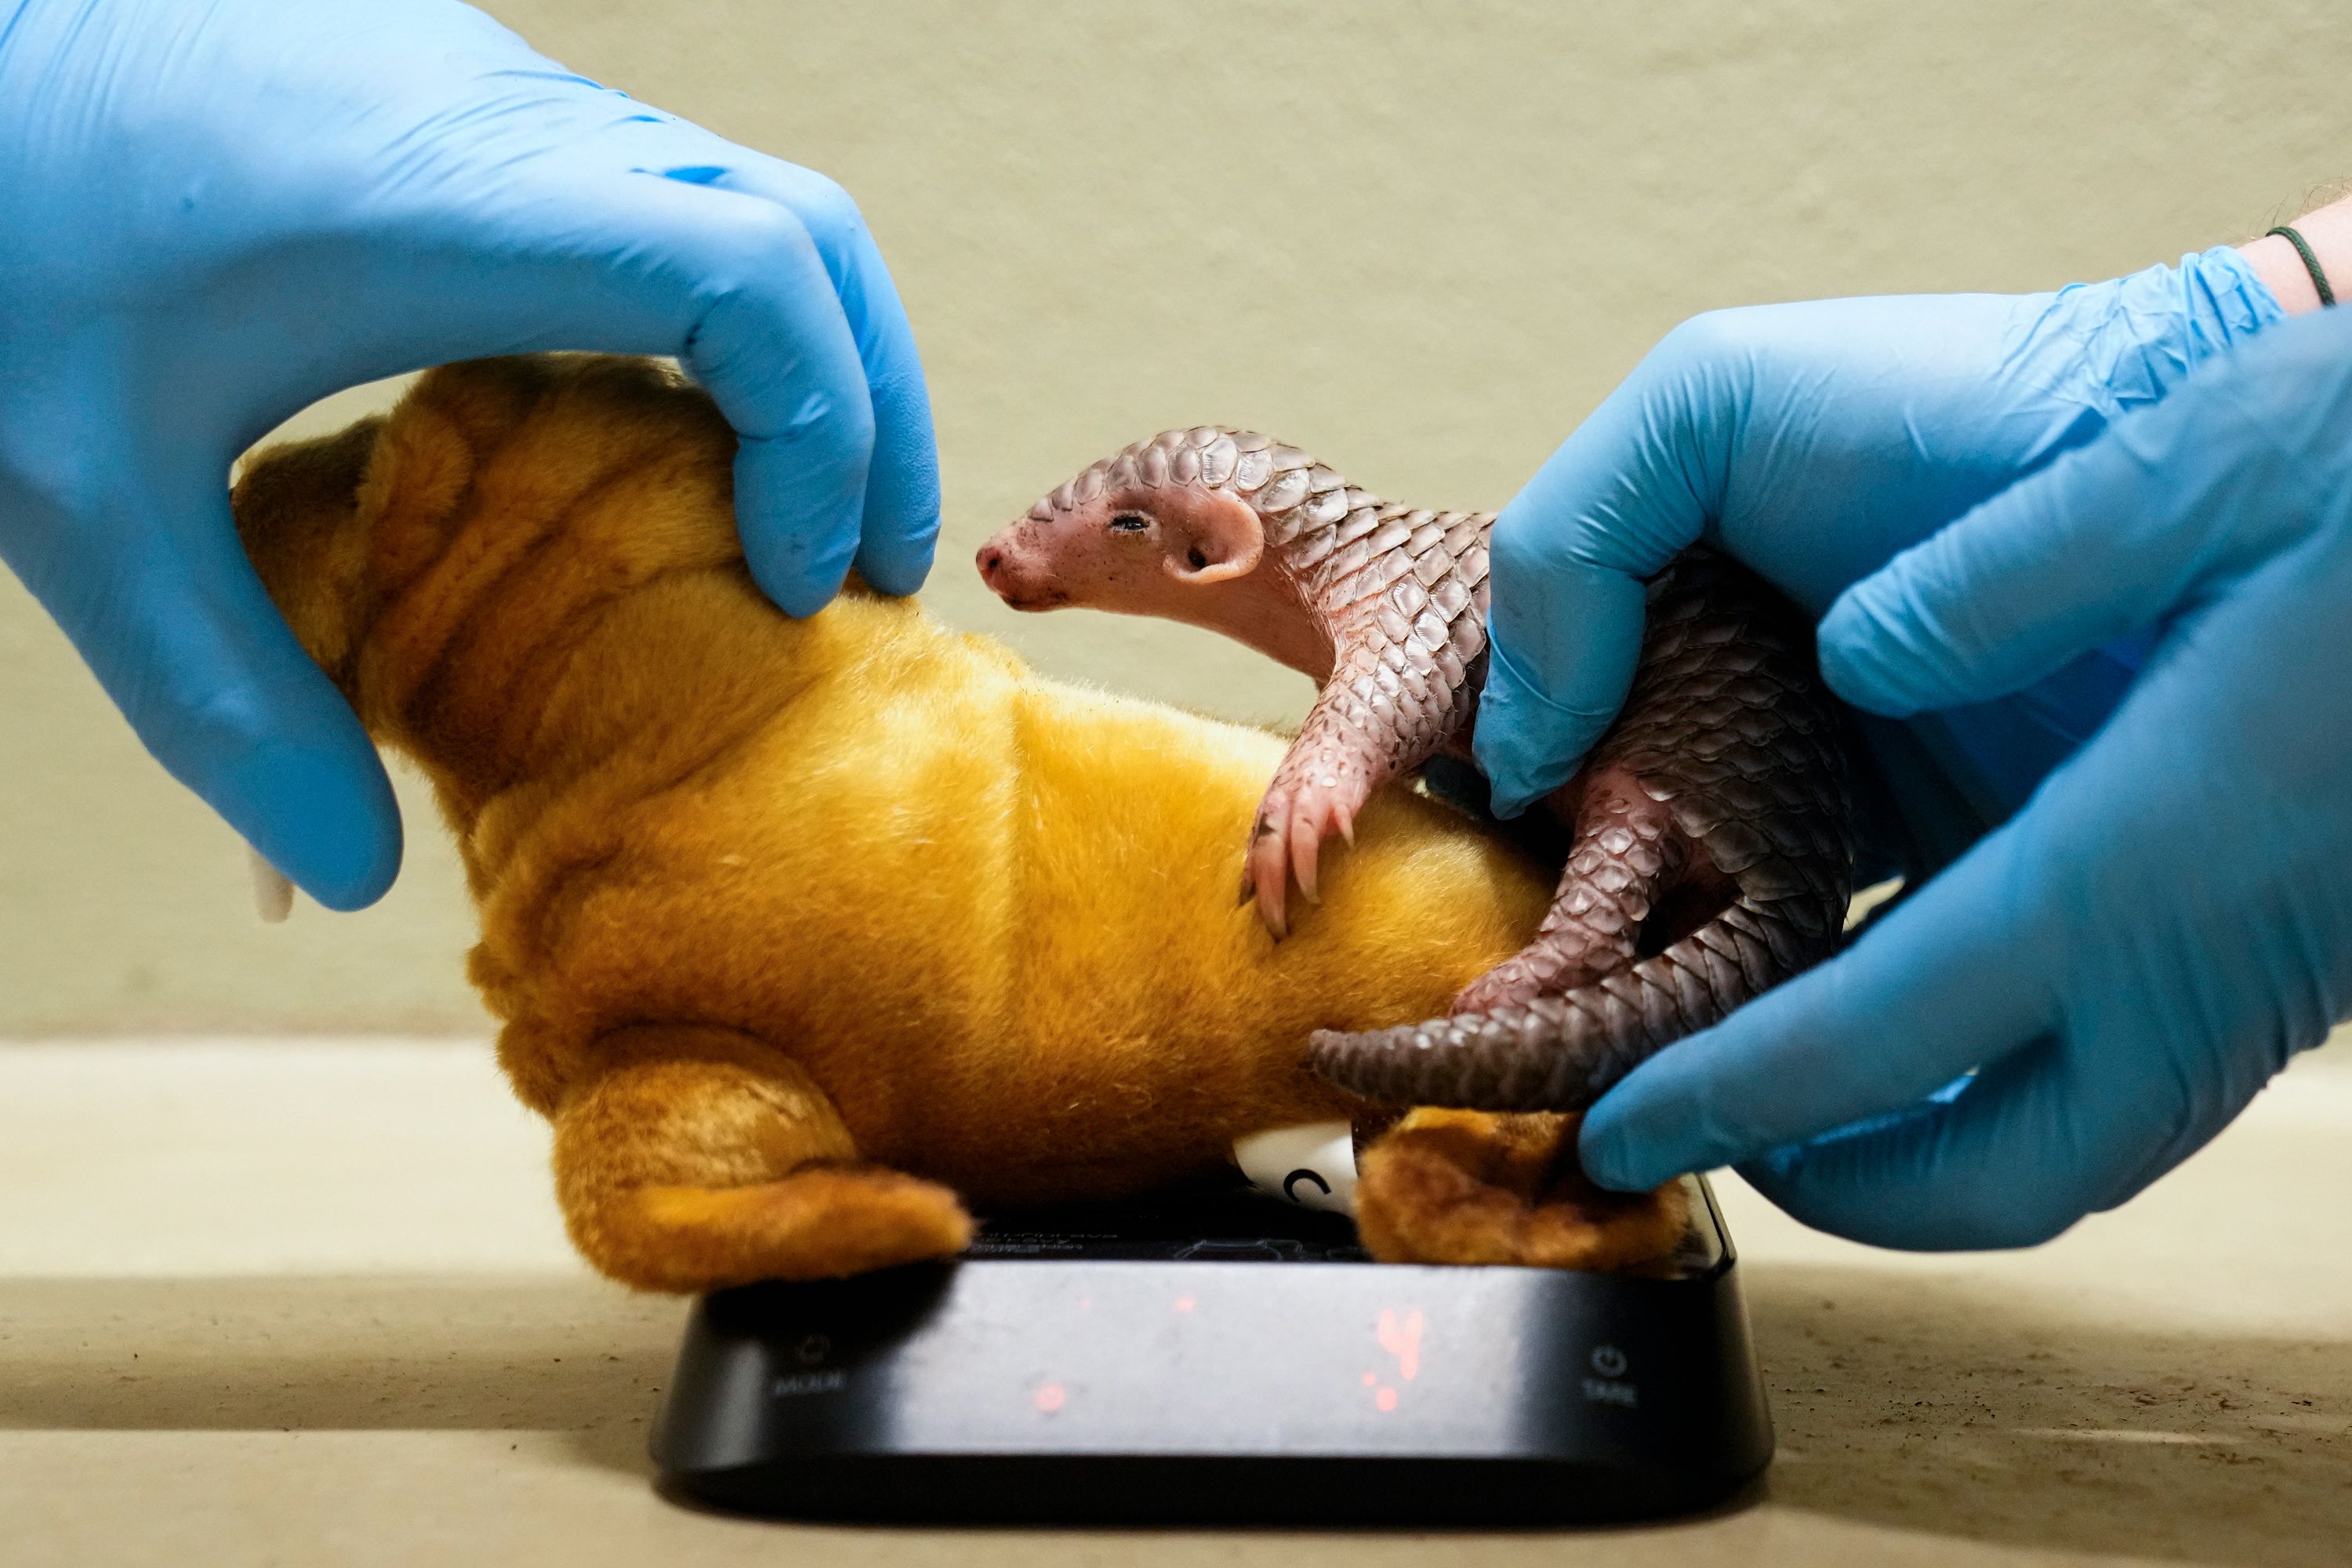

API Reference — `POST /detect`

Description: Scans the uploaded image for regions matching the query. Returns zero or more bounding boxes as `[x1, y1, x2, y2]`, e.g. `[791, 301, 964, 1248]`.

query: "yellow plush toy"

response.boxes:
[229, 354, 1684, 1292]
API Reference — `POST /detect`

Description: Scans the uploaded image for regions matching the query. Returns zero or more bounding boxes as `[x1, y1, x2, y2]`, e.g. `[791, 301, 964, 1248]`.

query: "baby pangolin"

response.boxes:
[978, 428, 1856, 1112]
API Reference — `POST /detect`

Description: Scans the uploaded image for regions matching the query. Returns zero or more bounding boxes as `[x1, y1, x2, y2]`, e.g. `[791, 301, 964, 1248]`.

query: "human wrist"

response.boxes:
[2241, 191, 2352, 314]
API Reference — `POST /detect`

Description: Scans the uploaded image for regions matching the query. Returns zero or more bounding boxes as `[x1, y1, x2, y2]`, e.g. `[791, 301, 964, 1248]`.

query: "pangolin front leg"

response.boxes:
[1243, 537, 1486, 937]
[1243, 699, 1380, 938]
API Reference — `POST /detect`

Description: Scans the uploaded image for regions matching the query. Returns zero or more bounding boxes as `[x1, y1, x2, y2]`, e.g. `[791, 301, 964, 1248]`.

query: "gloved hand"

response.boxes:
[1473, 246, 2283, 866]
[0, 0, 938, 909]
[1573, 301, 2352, 1248]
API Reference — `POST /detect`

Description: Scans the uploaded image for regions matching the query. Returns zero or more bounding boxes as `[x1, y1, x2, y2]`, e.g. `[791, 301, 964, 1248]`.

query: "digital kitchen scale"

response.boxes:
[652, 1174, 1771, 1525]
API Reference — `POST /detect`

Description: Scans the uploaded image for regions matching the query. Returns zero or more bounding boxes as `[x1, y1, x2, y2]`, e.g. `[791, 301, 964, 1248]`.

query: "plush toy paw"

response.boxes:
[551, 1028, 976, 1294]
[572, 1166, 974, 1294]
[1353, 1108, 1686, 1270]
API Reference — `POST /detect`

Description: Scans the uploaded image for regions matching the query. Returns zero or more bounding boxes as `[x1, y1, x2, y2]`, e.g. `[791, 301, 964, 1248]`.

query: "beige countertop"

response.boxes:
[3, 1038, 2346, 1567]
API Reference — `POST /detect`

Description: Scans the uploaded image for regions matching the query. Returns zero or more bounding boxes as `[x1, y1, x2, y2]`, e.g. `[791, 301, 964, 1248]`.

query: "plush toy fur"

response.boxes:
[229, 354, 1685, 1291]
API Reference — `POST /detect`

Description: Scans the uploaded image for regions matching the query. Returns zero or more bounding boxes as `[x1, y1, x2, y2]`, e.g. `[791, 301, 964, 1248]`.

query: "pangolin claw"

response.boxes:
[1246, 772, 1369, 937]
[1247, 818, 1290, 938]
[1289, 802, 1323, 908]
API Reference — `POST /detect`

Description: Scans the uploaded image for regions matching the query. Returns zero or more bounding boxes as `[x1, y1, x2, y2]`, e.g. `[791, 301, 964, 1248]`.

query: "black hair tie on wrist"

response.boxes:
[2268, 225, 2336, 307]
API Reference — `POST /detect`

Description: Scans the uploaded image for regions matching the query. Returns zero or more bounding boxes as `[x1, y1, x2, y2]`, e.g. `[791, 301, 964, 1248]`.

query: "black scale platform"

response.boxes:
[652, 1174, 1771, 1526]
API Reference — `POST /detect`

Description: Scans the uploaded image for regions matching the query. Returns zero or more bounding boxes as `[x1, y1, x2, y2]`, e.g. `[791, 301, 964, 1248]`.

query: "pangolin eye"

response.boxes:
[1108, 512, 1150, 533]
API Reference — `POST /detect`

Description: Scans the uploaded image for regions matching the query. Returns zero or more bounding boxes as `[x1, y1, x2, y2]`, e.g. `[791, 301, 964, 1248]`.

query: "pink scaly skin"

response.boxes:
[979, 428, 1855, 1112]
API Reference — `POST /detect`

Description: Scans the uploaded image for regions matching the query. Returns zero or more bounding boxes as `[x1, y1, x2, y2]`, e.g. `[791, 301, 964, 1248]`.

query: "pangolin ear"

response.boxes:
[1162, 491, 1265, 585]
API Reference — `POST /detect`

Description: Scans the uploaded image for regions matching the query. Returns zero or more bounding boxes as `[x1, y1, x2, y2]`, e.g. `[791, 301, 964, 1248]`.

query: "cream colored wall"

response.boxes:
[2, 1, 2343, 1033]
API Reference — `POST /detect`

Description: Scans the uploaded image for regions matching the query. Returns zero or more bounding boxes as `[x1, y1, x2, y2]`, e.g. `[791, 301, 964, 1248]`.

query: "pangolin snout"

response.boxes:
[975, 528, 1065, 610]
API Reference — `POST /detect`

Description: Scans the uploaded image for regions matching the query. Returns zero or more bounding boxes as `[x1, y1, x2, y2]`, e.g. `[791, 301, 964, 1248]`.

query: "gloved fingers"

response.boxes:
[1731, 1038, 2174, 1251]
[1577, 821, 2060, 1192]
[1475, 319, 1739, 814]
[824, 220, 938, 597]
[618, 127, 940, 597]
[433, 161, 880, 618]
[1472, 583, 1643, 818]
[650, 180, 880, 618]
[12, 472, 401, 910]
[1816, 332, 2316, 720]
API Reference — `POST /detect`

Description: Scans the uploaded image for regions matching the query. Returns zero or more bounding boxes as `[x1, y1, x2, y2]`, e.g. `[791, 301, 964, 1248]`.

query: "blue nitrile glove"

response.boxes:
[1474, 247, 2284, 880]
[1575, 303, 2352, 1248]
[0, 0, 939, 909]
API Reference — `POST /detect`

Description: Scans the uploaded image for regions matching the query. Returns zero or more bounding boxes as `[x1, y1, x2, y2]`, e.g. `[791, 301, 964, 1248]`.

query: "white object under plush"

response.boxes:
[1232, 1120, 1358, 1216]
[248, 845, 295, 924]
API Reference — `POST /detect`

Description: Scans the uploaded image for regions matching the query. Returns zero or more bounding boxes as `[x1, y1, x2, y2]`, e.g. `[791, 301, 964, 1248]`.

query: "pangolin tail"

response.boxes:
[1308, 892, 1841, 1112]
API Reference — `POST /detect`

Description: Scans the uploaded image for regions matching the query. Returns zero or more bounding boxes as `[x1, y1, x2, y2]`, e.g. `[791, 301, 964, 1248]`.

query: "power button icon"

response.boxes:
[1589, 1344, 1628, 1378]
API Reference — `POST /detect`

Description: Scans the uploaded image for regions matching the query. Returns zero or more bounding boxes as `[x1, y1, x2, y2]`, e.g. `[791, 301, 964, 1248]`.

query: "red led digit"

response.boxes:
[1376, 1308, 1424, 1381]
